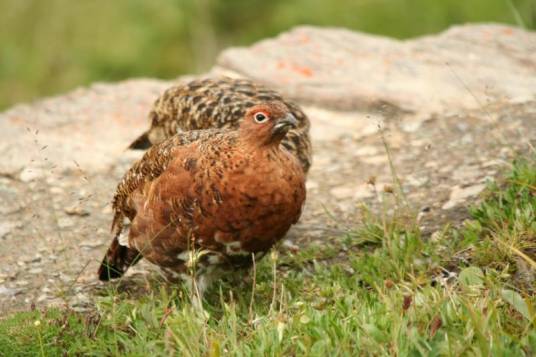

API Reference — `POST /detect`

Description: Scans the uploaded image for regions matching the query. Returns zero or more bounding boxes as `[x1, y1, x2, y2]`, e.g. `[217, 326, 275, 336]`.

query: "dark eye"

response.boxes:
[254, 112, 268, 123]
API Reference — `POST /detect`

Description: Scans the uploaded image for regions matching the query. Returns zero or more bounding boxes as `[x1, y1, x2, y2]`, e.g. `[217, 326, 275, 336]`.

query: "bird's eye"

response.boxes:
[254, 112, 268, 123]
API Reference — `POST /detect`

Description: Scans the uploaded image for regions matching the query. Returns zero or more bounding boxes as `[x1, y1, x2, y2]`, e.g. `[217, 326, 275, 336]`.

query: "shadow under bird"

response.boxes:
[129, 76, 312, 174]
[98, 102, 306, 298]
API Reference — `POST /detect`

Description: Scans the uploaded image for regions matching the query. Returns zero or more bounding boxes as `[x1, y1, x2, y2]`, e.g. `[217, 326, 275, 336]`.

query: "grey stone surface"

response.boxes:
[217, 24, 536, 113]
[0, 80, 170, 176]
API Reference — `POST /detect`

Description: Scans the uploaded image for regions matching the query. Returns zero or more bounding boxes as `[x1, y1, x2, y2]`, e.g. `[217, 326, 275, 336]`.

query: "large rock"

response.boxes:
[0, 24, 534, 313]
[217, 24, 536, 113]
[0, 80, 170, 176]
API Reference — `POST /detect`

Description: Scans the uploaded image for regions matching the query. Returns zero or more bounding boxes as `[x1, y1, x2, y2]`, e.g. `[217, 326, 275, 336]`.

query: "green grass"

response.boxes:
[1, 155, 535, 356]
[457, 158, 536, 279]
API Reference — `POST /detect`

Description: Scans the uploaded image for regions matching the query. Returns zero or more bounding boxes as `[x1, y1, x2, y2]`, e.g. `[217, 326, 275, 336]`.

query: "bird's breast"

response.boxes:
[195, 149, 305, 231]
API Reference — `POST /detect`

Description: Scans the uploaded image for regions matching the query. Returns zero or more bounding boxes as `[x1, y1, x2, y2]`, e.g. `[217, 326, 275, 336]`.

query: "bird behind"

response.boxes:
[128, 77, 312, 173]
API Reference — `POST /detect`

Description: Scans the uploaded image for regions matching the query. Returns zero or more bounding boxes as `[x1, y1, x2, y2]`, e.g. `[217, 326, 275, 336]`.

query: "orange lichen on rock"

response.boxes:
[290, 64, 313, 77]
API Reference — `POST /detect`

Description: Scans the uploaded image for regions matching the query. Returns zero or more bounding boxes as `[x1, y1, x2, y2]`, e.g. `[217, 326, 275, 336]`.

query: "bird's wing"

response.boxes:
[112, 129, 222, 236]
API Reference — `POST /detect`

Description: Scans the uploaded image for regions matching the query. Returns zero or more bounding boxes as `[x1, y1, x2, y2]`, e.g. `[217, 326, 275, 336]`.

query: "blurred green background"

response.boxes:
[0, 0, 534, 110]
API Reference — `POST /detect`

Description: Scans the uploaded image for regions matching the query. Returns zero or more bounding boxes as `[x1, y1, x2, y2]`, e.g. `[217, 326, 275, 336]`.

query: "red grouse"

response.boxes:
[129, 77, 312, 173]
[99, 102, 306, 297]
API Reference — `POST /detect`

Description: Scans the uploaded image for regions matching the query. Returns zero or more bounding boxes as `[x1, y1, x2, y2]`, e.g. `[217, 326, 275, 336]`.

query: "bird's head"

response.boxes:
[240, 101, 298, 146]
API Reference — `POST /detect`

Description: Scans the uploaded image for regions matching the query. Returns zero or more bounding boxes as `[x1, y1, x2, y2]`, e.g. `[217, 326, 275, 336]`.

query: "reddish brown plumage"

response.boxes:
[99, 102, 306, 290]
[128, 77, 312, 173]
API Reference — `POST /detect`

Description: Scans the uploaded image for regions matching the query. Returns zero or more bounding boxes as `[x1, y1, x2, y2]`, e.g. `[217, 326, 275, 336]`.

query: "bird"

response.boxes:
[98, 101, 306, 299]
[129, 77, 312, 174]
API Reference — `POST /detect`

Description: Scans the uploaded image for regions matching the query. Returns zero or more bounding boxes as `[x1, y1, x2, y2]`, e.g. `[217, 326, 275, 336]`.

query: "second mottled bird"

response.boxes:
[129, 77, 312, 173]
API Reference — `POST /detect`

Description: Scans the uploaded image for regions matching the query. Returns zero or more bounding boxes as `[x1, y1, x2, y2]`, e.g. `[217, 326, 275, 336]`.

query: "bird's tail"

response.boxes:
[98, 234, 142, 281]
[128, 132, 152, 150]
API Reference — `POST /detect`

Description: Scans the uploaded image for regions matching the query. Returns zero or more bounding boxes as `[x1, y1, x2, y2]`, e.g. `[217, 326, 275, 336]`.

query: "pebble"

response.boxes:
[29, 255, 42, 263]
[405, 175, 429, 188]
[482, 159, 505, 168]
[59, 273, 72, 283]
[79, 240, 104, 249]
[281, 240, 299, 253]
[442, 184, 486, 210]
[19, 167, 45, 182]
[29, 268, 43, 274]
[70, 292, 91, 312]
[456, 123, 469, 131]
[0, 222, 16, 239]
[16, 280, 29, 287]
[57, 217, 75, 228]
[0, 286, 21, 297]
[452, 166, 481, 182]
[64, 204, 91, 217]
[0, 187, 22, 215]
[400, 118, 424, 133]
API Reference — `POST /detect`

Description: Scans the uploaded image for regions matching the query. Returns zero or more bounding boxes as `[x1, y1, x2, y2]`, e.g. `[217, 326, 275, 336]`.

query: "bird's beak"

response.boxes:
[272, 113, 298, 137]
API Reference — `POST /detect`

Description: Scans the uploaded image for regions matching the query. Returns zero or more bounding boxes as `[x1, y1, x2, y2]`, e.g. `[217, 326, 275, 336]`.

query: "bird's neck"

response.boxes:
[239, 133, 283, 150]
